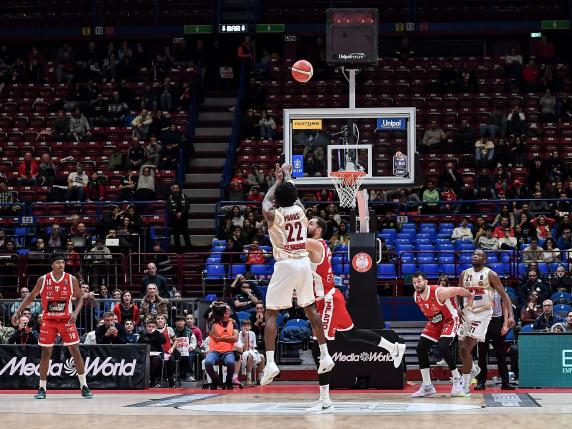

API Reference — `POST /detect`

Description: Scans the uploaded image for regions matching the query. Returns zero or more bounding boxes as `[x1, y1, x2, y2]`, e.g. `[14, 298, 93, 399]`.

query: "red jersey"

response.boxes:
[311, 239, 336, 299]
[414, 285, 458, 322]
[39, 271, 74, 321]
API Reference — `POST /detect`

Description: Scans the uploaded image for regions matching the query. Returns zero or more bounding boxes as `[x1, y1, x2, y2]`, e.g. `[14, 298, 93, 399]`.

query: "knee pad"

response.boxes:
[416, 338, 432, 356]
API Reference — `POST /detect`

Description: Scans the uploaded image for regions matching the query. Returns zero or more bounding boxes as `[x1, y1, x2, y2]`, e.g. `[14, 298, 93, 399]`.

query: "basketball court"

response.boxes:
[2, 385, 572, 429]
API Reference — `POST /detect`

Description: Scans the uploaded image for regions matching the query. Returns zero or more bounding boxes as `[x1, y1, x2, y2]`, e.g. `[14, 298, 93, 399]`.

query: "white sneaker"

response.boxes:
[470, 363, 481, 384]
[450, 376, 465, 397]
[306, 399, 335, 414]
[392, 343, 406, 368]
[410, 384, 436, 398]
[260, 362, 280, 385]
[463, 385, 471, 397]
[436, 359, 447, 366]
[318, 355, 335, 374]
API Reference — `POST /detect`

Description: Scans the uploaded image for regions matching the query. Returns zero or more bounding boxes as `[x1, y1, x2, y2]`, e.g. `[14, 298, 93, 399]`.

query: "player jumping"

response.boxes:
[411, 271, 473, 397]
[11, 253, 93, 399]
[305, 216, 406, 413]
[458, 250, 515, 396]
[260, 164, 334, 385]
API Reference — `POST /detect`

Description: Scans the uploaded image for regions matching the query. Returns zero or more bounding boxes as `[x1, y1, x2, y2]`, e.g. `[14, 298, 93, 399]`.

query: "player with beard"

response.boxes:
[305, 217, 406, 413]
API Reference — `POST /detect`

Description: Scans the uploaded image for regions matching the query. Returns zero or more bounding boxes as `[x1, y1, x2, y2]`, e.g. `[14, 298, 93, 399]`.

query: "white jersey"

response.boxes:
[462, 266, 494, 312]
[269, 205, 309, 261]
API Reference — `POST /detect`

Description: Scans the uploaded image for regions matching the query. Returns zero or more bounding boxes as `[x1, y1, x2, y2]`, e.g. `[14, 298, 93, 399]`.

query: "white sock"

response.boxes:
[78, 373, 87, 388]
[451, 369, 460, 379]
[420, 368, 432, 385]
[39, 379, 47, 390]
[462, 373, 471, 387]
[472, 361, 478, 371]
[378, 337, 396, 353]
[319, 384, 330, 401]
[319, 343, 329, 359]
[266, 351, 275, 365]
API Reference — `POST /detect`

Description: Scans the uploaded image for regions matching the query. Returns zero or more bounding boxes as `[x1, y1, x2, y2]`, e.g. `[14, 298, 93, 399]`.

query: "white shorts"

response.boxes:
[241, 350, 262, 373]
[266, 257, 315, 310]
[458, 308, 493, 342]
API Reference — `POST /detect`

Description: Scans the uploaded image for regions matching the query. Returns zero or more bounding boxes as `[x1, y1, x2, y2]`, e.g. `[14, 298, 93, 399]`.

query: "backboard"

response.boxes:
[283, 107, 416, 187]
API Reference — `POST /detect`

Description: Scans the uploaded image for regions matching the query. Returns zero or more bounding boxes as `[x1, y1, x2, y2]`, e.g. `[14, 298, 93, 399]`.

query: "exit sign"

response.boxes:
[541, 20, 570, 30]
[183, 25, 213, 34]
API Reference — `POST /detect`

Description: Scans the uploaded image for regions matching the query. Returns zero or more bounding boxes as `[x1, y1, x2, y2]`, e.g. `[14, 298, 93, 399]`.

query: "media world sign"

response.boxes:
[376, 118, 407, 130]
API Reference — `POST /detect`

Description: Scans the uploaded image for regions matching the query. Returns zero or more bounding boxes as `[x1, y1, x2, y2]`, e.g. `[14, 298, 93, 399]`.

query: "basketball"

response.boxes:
[291, 59, 313, 83]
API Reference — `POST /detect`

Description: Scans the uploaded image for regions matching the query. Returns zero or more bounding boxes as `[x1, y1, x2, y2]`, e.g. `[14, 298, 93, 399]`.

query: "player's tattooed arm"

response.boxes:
[262, 164, 282, 227]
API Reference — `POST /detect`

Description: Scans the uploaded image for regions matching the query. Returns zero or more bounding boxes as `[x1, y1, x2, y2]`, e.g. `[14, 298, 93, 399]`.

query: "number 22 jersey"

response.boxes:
[269, 205, 309, 261]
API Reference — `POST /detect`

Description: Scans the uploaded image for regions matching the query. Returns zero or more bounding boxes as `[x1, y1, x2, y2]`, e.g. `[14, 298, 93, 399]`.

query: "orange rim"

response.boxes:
[330, 171, 366, 186]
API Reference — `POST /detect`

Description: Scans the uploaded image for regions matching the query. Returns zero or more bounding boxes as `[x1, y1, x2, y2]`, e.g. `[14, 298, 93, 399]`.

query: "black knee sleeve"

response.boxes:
[312, 341, 330, 386]
[436, 337, 457, 370]
[416, 337, 433, 369]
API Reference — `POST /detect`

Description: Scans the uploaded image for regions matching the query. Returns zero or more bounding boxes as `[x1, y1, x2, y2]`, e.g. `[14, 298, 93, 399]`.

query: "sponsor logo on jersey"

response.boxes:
[352, 252, 373, 273]
[331, 351, 393, 362]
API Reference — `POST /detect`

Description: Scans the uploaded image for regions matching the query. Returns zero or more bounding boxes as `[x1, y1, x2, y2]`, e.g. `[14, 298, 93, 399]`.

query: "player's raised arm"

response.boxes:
[11, 276, 43, 326]
[281, 163, 304, 211]
[488, 270, 515, 333]
[306, 237, 325, 264]
[262, 163, 283, 227]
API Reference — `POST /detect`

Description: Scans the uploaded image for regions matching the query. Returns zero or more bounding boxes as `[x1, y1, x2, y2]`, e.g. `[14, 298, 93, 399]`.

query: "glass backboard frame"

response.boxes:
[283, 107, 416, 186]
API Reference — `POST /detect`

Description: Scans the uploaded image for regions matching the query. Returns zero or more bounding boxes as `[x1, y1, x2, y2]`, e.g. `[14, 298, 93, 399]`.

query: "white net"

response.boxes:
[329, 171, 366, 208]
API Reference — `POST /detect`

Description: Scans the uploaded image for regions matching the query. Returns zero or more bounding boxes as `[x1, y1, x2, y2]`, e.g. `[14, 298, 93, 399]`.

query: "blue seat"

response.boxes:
[436, 242, 454, 251]
[333, 264, 349, 275]
[379, 234, 395, 245]
[417, 232, 436, 240]
[499, 251, 513, 263]
[437, 232, 453, 239]
[517, 262, 527, 275]
[401, 263, 417, 275]
[381, 228, 398, 239]
[230, 264, 246, 276]
[417, 244, 435, 252]
[212, 239, 226, 248]
[331, 255, 344, 265]
[400, 252, 415, 263]
[401, 223, 417, 231]
[258, 286, 268, 300]
[457, 263, 472, 274]
[554, 304, 572, 318]
[397, 231, 416, 239]
[276, 313, 284, 327]
[260, 245, 271, 253]
[418, 256, 435, 264]
[204, 293, 217, 301]
[335, 244, 348, 253]
[551, 291, 572, 305]
[205, 264, 225, 280]
[485, 252, 499, 262]
[438, 253, 455, 263]
[394, 238, 411, 247]
[419, 223, 436, 231]
[504, 329, 514, 343]
[440, 263, 456, 275]
[236, 311, 252, 322]
[377, 264, 396, 279]
[439, 222, 454, 231]
[537, 263, 549, 274]
[415, 239, 433, 247]
[489, 262, 509, 276]
[212, 246, 226, 253]
[459, 253, 472, 264]
[520, 324, 534, 333]
[456, 241, 475, 251]
[207, 256, 221, 264]
[395, 244, 414, 253]
[420, 264, 440, 277]
[285, 318, 310, 329]
[250, 264, 269, 276]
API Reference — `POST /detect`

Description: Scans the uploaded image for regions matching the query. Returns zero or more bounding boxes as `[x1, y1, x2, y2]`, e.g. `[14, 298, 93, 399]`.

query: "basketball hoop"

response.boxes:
[329, 171, 366, 208]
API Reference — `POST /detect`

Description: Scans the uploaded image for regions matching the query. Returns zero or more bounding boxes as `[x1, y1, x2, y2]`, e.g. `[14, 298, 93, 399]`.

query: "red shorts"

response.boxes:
[316, 289, 354, 340]
[421, 317, 459, 343]
[39, 318, 80, 347]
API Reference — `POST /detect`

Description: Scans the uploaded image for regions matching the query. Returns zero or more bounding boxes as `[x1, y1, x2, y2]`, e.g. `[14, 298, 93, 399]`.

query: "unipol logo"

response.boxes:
[331, 352, 393, 363]
[0, 356, 137, 377]
[376, 118, 407, 130]
[337, 52, 366, 60]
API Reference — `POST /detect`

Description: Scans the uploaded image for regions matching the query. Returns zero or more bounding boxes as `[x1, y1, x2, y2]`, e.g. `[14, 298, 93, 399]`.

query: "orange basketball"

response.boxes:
[291, 59, 313, 83]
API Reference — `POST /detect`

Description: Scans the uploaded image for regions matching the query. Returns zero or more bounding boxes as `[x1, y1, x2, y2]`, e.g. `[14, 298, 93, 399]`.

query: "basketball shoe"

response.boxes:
[392, 343, 407, 368]
[34, 387, 46, 399]
[260, 362, 280, 385]
[318, 355, 335, 374]
[306, 399, 335, 414]
[450, 376, 465, 397]
[81, 385, 93, 398]
[470, 362, 481, 384]
[410, 384, 436, 398]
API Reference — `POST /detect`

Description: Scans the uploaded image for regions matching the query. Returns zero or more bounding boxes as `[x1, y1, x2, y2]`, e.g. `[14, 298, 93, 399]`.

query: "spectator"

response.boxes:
[472, 216, 489, 244]
[145, 136, 161, 166]
[10, 287, 41, 316]
[17, 152, 39, 186]
[564, 311, 572, 332]
[455, 120, 476, 153]
[0, 319, 15, 344]
[52, 109, 70, 140]
[237, 319, 265, 385]
[329, 220, 350, 249]
[127, 137, 145, 170]
[8, 315, 39, 345]
[65, 240, 80, 273]
[229, 171, 246, 201]
[542, 238, 560, 264]
[420, 121, 446, 152]
[540, 89, 557, 121]
[530, 215, 556, 239]
[67, 162, 89, 202]
[124, 319, 139, 343]
[494, 138, 511, 167]
[534, 35, 557, 65]
[518, 270, 549, 307]
[185, 314, 203, 347]
[137, 318, 167, 387]
[421, 181, 440, 214]
[152, 240, 175, 279]
[221, 239, 242, 268]
[87, 172, 106, 201]
[134, 164, 157, 201]
[520, 291, 542, 325]
[167, 184, 191, 251]
[141, 262, 169, 298]
[476, 228, 499, 250]
[85, 237, 112, 287]
[522, 59, 540, 91]
[557, 227, 572, 250]
[244, 240, 267, 266]
[45, 223, 67, 251]
[507, 178, 528, 200]
[246, 166, 266, 191]
[131, 109, 153, 140]
[69, 107, 91, 141]
[507, 105, 527, 136]
[474, 136, 495, 165]
[173, 315, 198, 382]
[259, 110, 276, 140]
[523, 237, 545, 263]
[118, 172, 136, 201]
[505, 47, 523, 80]
[481, 107, 506, 140]
[533, 299, 564, 331]
[113, 291, 140, 325]
[204, 302, 239, 389]
[37, 153, 56, 186]
[233, 280, 262, 312]
[493, 217, 517, 250]
[106, 90, 129, 125]
[140, 283, 169, 320]
[451, 218, 473, 242]
[95, 311, 127, 344]
[245, 186, 264, 207]
[237, 35, 254, 68]
[550, 265, 572, 293]
[492, 205, 515, 228]
[0, 182, 21, 214]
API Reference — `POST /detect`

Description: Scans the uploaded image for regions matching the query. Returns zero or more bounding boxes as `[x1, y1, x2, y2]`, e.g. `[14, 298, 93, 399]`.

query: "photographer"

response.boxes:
[204, 301, 239, 389]
[8, 315, 39, 345]
[95, 311, 127, 344]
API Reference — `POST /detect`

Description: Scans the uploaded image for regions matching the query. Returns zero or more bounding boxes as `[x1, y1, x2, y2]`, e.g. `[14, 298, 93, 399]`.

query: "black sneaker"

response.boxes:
[34, 387, 46, 399]
[209, 383, 218, 390]
[81, 385, 93, 398]
[474, 381, 486, 391]
[501, 382, 516, 390]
